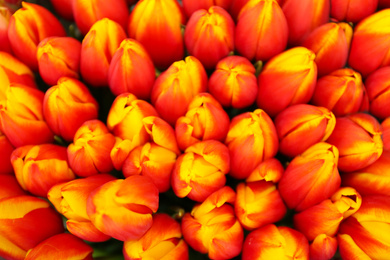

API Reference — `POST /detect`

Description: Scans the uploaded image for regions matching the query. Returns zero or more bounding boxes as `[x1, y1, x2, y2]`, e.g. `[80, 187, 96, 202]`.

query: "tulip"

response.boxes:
[25, 233, 93, 260]
[50, 0, 73, 20]
[348, 9, 390, 78]
[181, 186, 244, 259]
[330, 0, 378, 23]
[0, 130, 14, 175]
[151, 56, 208, 125]
[383, 117, 390, 151]
[67, 120, 116, 177]
[365, 66, 390, 120]
[246, 157, 284, 183]
[87, 175, 159, 241]
[80, 18, 127, 87]
[225, 109, 278, 179]
[185, 6, 235, 69]
[0, 84, 54, 147]
[235, 180, 287, 230]
[36, 37, 81, 86]
[303, 22, 353, 77]
[257, 47, 317, 118]
[73, 0, 129, 35]
[171, 140, 229, 202]
[110, 137, 135, 170]
[7, 2, 66, 71]
[309, 234, 338, 260]
[48, 174, 116, 242]
[278, 142, 341, 212]
[235, 0, 288, 62]
[11, 144, 76, 197]
[128, 0, 186, 69]
[0, 7, 12, 53]
[108, 38, 155, 99]
[242, 224, 309, 260]
[0, 175, 27, 200]
[123, 213, 189, 260]
[274, 104, 336, 158]
[208, 55, 258, 109]
[379, 0, 390, 8]
[0, 195, 64, 260]
[338, 195, 390, 259]
[43, 77, 99, 142]
[182, 0, 233, 17]
[326, 113, 383, 172]
[311, 68, 365, 117]
[281, 0, 330, 46]
[175, 93, 230, 151]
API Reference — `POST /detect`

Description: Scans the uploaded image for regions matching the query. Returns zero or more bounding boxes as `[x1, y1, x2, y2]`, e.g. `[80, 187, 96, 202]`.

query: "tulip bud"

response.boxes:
[0, 130, 14, 175]
[225, 109, 278, 179]
[123, 214, 189, 260]
[303, 22, 353, 77]
[108, 39, 155, 99]
[383, 117, 390, 151]
[242, 224, 309, 260]
[182, 0, 233, 17]
[172, 140, 229, 202]
[309, 234, 338, 260]
[365, 66, 390, 120]
[235, 0, 288, 62]
[257, 47, 317, 117]
[7, 2, 66, 71]
[43, 77, 99, 142]
[151, 56, 208, 125]
[326, 113, 383, 172]
[311, 68, 365, 117]
[208, 55, 258, 109]
[228, 0, 250, 21]
[36, 37, 81, 86]
[181, 186, 244, 259]
[0, 84, 54, 147]
[73, 0, 129, 35]
[128, 0, 185, 69]
[25, 233, 93, 260]
[0, 7, 12, 53]
[274, 104, 336, 158]
[246, 157, 284, 183]
[87, 175, 159, 241]
[330, 0, 378, 23]
[0, 175, 27, 200]
[50, 0, 73, 20]
[80, 18, 127, 87]
[185, 6, 234, 69]
[278, 142, 341, 212]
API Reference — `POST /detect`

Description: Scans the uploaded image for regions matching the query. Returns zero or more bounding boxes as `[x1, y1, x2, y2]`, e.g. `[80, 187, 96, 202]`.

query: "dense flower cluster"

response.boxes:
[1, 0, 390, 259]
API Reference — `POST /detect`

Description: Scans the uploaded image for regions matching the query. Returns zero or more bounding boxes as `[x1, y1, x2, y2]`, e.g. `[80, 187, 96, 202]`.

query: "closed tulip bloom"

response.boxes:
[151, 56, 208, 125]
[0, 7, 12, 53]
[11, 144, 75, 197]
[67, 120, 116, 177]
[365, 66, 390, 120]
[0, 195, 64, 260]
[185, 6, 234, 70]
[274, 104, 336, 158]
[172, 140, 229, 202]
[229, 0, 251, 21]
[0, 175, 27, 200]
[181, 186, 244, 259]
[0, 84, 54, 147]
[73, 0, 128, 35]
[110, 137, 135, 170]
[225, 109, 278, 179]
[50, 0, 73, 20]
[0, 130, 14, 175]
[348, 9, 390, 78]
[257, 47, 317, 117]
[25, 233, 93, 260]
[182, 0, 233, 17]
[175, 93, 230, 151]
[278, 142, 341, 212]
[87, 175, 159, 241]
[43, 77, 99, 142]
[242, 224, 309, 260]
[108, 39, 155, 99]
[123, 214, 189, 260]
[128, 0, 185, 69]
[330, 0, 378, 23]
[309, 234, 338, 260]
[246, 157, 284, 183]
[235, 0, 288, 62]
[327, 113, 383, 172]
[208, 55, 258, 109]
[7, 2, 66, 71]
[36, 37, 81, 86]
[80, 18, 127, 87]
[303, 22, 353, 77]
[383, 117, 390, 151]
[311, 68, 365, 117]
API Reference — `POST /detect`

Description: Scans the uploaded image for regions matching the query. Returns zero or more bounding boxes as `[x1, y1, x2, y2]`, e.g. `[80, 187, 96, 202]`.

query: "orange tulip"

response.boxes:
[0, 130, 14, 175]
[151, 56, 208, 125]
[87, 175, 159, 241]
[365, 66, 390, 120]
[246, 157, 284, 183]
[43, 77, 99, 142]
[50, 0, 73, 20]
[0, 175, 27, 200]
[383, 117, 390, 151]
[228, 0, 250, 21]
[0, 7, 12, 53]
[182, 0, 233, 17]
[278, 142, 341, 212]
[36, 37, 81, 86]
[309, 234, 338, 260]
[225, 109, 278, 179]
[123, 213, 189, 260]
[330, 0, 378, 23]
[181, 186, 244, 259]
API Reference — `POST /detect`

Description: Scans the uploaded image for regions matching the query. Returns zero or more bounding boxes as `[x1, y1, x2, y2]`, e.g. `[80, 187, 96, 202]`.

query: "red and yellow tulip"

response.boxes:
[309, 234, 338, 260]
[365, 66, 390, 120]
[0, 130, 14, 175]
[246, 157, 284, 183]
[330, 0, 378, 23]
[182, 0, 233, 17]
